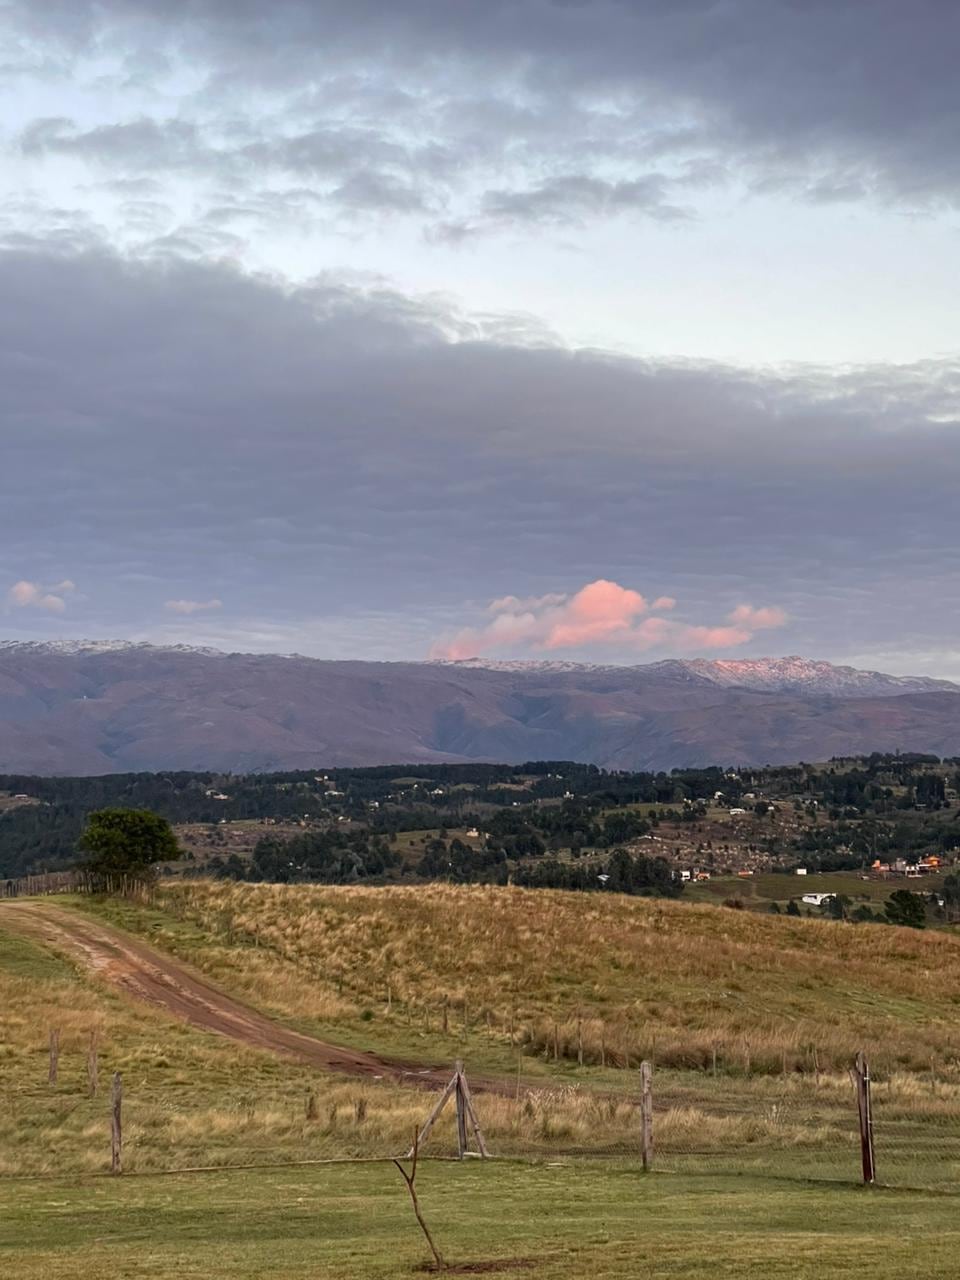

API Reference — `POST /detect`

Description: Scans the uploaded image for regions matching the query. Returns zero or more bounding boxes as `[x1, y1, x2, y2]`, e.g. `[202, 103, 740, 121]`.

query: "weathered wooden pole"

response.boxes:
[87, 1030, 99, 1098]
[457, 1066, 490, 1159]
[48, 1027, 60, 1085]
[110, 1072, 123, 1175]
[640, 1060, 654, 1172]
[454, 1059, 468, 1160]
[853, 1051, 876, 1185]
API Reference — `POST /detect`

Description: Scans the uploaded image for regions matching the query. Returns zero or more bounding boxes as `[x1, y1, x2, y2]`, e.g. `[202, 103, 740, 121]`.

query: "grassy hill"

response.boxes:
[86, 881, 960, 1080]
[7, 883, 960, 1276]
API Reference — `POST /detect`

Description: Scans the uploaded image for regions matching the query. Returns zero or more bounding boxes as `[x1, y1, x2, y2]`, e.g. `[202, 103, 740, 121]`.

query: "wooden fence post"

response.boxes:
[457, 1066, 490, 1159]
[454, 1059, 468, 1160]
[111, 1072, 123, 1175]
[852, 1051, 875, 1185]
[87, 1030, 99, 1098]
[640, 1060, 654, 1172]
[48, 1027, 60, 1085]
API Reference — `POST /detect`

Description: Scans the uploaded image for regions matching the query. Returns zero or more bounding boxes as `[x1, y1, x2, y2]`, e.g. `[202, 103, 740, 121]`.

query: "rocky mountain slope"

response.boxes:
[0, 642, 958, 775]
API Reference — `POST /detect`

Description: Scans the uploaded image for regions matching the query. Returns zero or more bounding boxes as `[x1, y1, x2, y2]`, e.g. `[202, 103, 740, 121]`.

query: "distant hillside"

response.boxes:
[1, 641, 959, 774]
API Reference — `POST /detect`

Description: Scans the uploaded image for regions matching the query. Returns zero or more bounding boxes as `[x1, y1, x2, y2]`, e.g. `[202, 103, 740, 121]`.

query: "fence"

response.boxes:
[9, 1035, 960, 1190]
[1, 869, 83, 898]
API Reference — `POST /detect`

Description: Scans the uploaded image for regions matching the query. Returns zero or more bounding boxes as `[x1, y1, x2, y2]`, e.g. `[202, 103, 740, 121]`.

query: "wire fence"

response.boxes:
[8, 1051, 960, 1189]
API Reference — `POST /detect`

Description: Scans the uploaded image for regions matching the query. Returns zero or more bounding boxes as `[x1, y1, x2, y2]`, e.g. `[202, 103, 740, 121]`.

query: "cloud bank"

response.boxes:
[0, 242, 958, 668]
[431, 580, 787, 659]
[5, 0, 960, 265]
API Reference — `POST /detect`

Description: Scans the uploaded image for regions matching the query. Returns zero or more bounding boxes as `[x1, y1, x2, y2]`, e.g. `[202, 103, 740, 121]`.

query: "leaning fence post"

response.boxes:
[111, 1072, 123, 1175]
[640, 1060, 654, 1172]
[853, 1051, 875, 1185]
[48, 1027, 60, 1085]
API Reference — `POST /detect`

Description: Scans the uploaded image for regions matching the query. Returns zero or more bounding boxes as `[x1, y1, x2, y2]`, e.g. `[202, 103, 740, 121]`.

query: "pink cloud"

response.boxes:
[430, 580, 787, 660]
[6, 579, 74, 613]
[726, 604, 788, 630]
[673, 624, 753, 650]
[542, 579, 647, 649]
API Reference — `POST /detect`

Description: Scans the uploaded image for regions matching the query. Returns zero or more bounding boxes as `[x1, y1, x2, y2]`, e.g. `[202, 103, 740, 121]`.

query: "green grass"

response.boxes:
[0, 924, 77, 981]
[687, 870, 929, 911]
[4, 1162, 960, 1279]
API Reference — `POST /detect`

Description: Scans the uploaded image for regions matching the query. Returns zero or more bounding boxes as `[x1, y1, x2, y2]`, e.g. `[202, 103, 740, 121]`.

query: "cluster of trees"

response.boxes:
[512, 848, 682, 897]
[417, 837, 507, 881]
[246, 830, 398, 883]
[772, 888, 933, 929]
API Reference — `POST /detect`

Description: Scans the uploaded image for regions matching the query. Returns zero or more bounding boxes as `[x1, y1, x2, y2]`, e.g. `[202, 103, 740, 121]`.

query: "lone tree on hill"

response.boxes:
[79, 808, 179, 880]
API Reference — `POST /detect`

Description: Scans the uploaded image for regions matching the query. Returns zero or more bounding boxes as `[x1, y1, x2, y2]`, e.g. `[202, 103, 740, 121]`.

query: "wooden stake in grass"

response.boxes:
[110, 1072, 122, 1175]
[393, 1127, 446, 1272]
[640, 1060, 654, 1173]
[48, 1027, 60, 1085]
[455, 1059, 468, 1159]
[851, 1050, 876, 1186]
[87, 1030, 99, 1098]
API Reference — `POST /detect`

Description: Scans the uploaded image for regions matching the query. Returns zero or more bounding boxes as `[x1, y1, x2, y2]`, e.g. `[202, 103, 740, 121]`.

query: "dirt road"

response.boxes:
[0, 900, 464, 1091]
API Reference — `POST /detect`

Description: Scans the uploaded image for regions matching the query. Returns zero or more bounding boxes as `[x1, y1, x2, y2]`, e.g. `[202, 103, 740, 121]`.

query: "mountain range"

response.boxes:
[0, 641, 958, 775]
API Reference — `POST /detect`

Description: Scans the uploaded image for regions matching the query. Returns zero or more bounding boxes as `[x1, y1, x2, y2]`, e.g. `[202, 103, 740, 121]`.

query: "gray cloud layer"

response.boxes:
[1, 241, 958, 665]
[6, 0, 960, 246]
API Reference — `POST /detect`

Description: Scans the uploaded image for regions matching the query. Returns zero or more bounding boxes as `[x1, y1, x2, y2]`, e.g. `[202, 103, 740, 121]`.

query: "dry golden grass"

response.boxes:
[127, 880, 960, 1078]
[8, 896, 960, 1184]
[0, 922, 459, 1174]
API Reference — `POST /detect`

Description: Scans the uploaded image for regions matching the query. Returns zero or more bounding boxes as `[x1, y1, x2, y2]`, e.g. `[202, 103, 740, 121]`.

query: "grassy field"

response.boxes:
[7, 907, 887, 1177]
[9, 884, 960, 1190]
[6, 1161, 960, 1279]
[686, 870, 933, 910]
[0, 918, 482, 1175]
[80, 880, 960, 1078]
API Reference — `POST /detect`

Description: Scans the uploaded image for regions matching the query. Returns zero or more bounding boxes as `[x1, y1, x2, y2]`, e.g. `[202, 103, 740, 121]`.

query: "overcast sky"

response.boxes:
[2, 1, 959, 675]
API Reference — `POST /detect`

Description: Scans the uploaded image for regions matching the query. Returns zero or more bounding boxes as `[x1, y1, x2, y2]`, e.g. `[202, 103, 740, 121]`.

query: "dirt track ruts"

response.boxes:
[0, 900, 495, 1093]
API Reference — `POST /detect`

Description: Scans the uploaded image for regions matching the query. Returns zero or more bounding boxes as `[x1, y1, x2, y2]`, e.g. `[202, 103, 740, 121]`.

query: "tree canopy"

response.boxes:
[78, 808, 179, 879]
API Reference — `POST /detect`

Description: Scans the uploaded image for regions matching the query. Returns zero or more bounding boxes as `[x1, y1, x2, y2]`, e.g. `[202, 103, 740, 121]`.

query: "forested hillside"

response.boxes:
[4, 754, 960, 900]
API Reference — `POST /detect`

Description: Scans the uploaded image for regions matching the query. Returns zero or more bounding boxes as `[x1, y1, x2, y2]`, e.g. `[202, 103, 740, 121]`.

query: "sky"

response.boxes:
[1, 1, 959, 675]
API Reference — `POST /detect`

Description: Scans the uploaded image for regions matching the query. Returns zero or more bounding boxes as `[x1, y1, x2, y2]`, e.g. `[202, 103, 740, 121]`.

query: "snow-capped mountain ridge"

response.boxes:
[2, 642, 955, 697]
[1, 641, 959, 775]
[433, 654, 958, 696]
[0, 639, 228, 659]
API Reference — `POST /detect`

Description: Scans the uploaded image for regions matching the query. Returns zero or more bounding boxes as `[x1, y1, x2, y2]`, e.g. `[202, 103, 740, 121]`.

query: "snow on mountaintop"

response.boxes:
[682, 656, 959, 696]
[433, 654, 959, 696]
[1, 644, 956, 698]
[0, 639, 228, 658]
